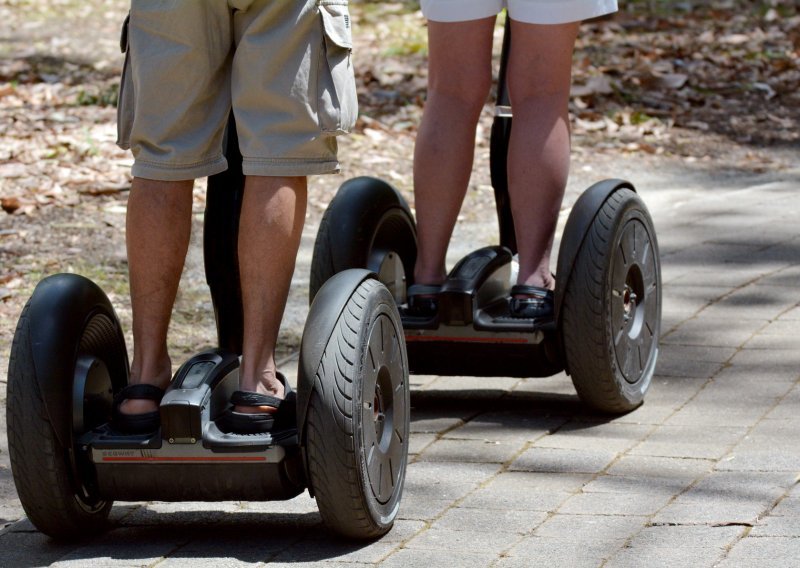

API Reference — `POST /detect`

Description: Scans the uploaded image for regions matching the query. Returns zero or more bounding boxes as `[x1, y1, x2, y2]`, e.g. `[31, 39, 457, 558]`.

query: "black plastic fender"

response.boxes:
[297, 269, 375, 444]
[554, 179, 636, 323]
[322, 177, 413, 270]
[24, 274, 129, 449]
[310, 176, 417, 302]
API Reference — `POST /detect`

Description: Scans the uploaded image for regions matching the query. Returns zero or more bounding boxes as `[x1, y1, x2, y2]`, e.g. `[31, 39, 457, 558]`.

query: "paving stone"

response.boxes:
[614, 379, 708, 425]
[581, 474, 692, 497]
[717, 420, 800, 472]
[625, 524, 744, 549]
[629, 424, 747, 460]
[771, 497, 800, 516]
[510, 374, 577, 397]
[725, 348, 800, 381]
[396, 498, 453, 522]
[558, 491, 672, 516]
[605, 544, 726, 568]
[759, 318, 800, 336]
[532, 421, 653, 453]
[653, 358, 725, 381]
[409, 374, 438, 389]
[718, 357, 799, 387]
[750, 515, 800, 537]
[660, 285, 733, 321]
[607, 455, 713, 479]
[667, 267, 769, 289]
[509, 447, 618, 474]
[458, 486, 573, 513]
[227, 492, 318, 518]
[652, 500, 771, 526]
[490, 470, 593, 492]
[663, 380, 781, 427]
[154, 523, 306, 566]
[534, 514, 647, 540]
[404, 526, 521, 554]
[716, 536, 800, 567]
[681, 471, 795, 503]
[409, 413, 466, 435]
[700, 285, 800, 322]
[766, 385, 799, 421]
[408, 432, 437, 456]
[760, 265, 800, 288]
[433, 507, 547, 534]
[416, 437, 525, 464]
[778, 306, 800, 320]
[441, 410, 564, 444]
[666, 342, 725, 377]
[502, 536, 625, 567]
[404, 461, 500, 494]
[745, 331, 800, 350]
[606, 526, 745, 568]
[419, 375, 520, 395]
[49, 526, 191, 567]
[240, 563, 366, 568]
[379, 547, 497, 568]
[0, 529, 82, 567]
[269, 534, 398, 564]
[661, 317, 768, 347]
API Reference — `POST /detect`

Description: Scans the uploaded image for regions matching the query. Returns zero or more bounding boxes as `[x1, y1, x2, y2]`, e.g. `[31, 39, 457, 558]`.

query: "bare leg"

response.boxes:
[123, 178, 194, 415]
[236, 175, 307, 413]
[412, 18, 496, 286]
[506, 20, 580, 289]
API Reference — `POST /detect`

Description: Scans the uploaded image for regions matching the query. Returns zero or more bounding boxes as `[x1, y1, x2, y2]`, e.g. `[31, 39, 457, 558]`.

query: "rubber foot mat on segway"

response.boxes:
[203, 422, 298, 452]
[474, 301, 556, 333]
[78, 424, 162, 449]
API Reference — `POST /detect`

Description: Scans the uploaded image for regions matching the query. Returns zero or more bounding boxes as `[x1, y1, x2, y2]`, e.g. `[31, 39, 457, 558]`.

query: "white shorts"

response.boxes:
[420, 0, 618, 24]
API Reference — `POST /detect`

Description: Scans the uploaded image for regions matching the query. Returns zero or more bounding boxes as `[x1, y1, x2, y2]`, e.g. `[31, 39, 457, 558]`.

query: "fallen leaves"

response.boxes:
[1, 0, 797, 221]
[569, 3, 800, 149]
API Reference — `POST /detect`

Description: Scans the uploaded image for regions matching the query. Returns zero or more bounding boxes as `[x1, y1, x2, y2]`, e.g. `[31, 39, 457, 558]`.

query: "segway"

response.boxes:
[5, 121, 410, 541]
[310, 22, 661, 413]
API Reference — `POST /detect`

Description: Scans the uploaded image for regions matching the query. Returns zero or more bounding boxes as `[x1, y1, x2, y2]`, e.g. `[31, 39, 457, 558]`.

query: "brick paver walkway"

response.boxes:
[1, 165, 798, 567]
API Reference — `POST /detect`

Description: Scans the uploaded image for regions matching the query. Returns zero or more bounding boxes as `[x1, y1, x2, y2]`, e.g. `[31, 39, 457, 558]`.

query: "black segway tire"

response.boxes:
[7, 281, 126, 539]
[305, 278, 409, 539]
[309, 177, 417, 305]
[562, 188, 661, 413]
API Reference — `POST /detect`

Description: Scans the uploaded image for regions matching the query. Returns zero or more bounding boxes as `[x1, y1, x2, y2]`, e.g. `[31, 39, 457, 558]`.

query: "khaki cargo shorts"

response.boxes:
[116, 0, 357, 180]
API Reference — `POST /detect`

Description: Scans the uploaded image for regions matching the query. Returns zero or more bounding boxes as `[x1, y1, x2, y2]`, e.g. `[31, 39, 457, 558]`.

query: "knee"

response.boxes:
[507, 76, 571, 112]
[426, 68, 493, 120]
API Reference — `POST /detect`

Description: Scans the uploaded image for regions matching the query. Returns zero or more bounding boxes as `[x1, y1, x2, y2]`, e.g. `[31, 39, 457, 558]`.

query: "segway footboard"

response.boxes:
[83, 350, 305, 502]
[403, 246, 563, 378]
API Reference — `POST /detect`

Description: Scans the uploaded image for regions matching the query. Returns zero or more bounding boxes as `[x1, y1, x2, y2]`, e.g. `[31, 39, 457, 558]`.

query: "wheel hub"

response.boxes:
[361, 313, 407, 505]
[611, 219, 659, 385]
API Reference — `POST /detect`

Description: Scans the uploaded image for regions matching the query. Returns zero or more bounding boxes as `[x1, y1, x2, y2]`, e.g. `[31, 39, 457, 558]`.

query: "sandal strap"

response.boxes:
[510, 284, 552, 299]
[230, 390, 283, 409]
[230, 372, 293, 409]
[407, 283, 442, 297]
[114, 383, 165, 403]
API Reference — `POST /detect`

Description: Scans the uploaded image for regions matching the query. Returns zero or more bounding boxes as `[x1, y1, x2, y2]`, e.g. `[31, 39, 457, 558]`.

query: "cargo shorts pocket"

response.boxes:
[116, 14, 135, 149]
[317, 1, 358, 136]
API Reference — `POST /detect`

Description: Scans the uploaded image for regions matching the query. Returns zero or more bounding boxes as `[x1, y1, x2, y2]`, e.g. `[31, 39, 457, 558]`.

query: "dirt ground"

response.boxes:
[1, 0, 798, 372]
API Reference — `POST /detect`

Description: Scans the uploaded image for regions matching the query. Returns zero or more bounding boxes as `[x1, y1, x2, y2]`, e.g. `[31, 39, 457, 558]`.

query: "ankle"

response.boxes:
[239, 371, 285, 399]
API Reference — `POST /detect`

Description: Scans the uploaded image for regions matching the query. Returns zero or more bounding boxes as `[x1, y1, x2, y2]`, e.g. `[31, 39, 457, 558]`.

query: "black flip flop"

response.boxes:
[218, 373, 296, 434]
[509, 284, 554, 319]
[112, 383, 165, 435]
[406, 283, 442, 317]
